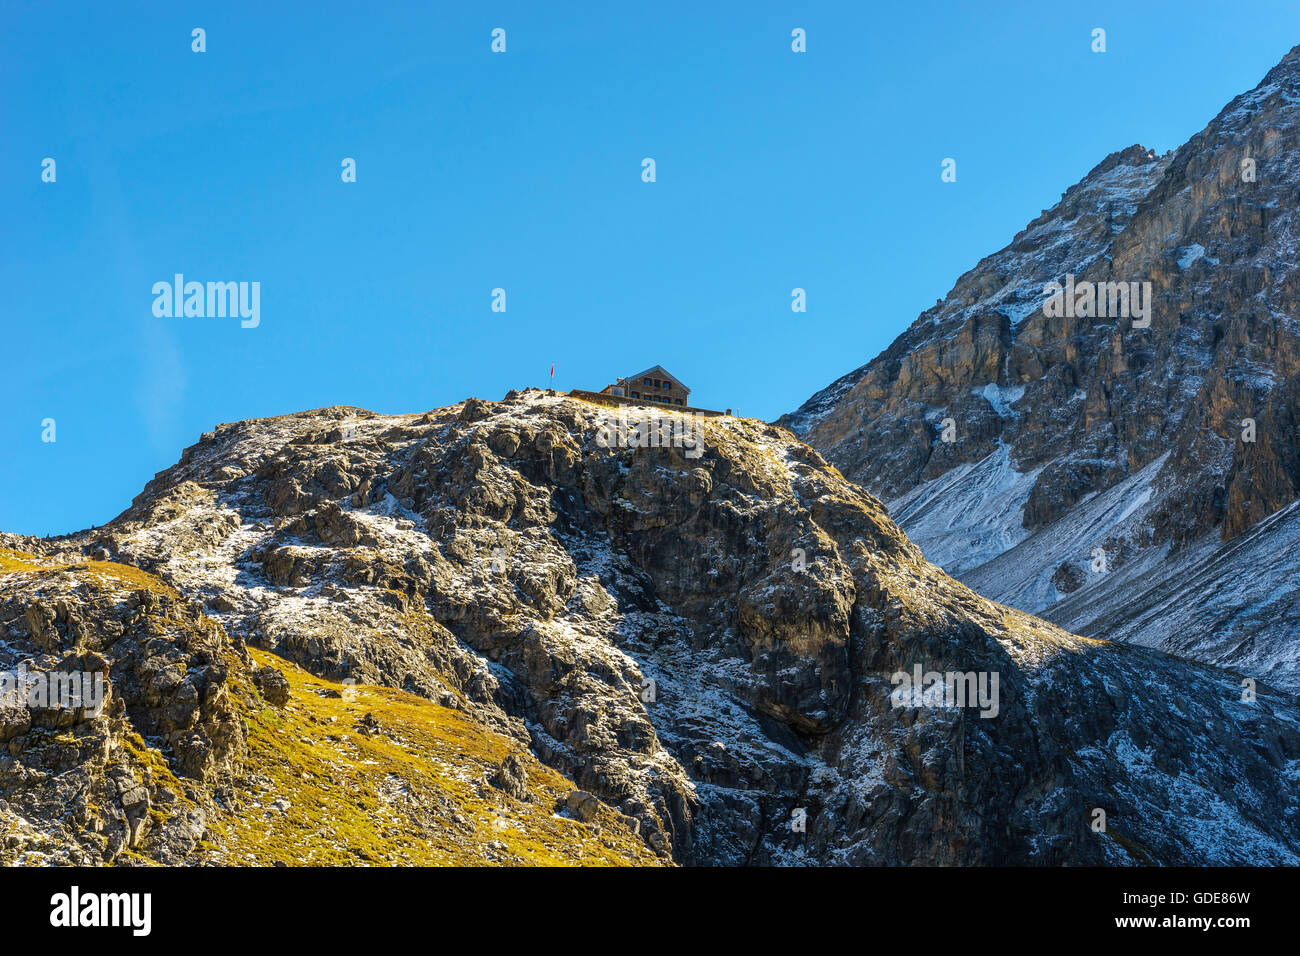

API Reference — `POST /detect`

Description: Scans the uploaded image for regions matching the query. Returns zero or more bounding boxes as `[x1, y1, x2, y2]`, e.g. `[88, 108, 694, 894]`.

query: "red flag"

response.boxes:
[549, 363, 555, 379]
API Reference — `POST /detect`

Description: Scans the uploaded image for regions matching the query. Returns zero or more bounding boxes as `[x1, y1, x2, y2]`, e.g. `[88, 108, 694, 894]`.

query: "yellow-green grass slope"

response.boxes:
[0, 547, 662, 867]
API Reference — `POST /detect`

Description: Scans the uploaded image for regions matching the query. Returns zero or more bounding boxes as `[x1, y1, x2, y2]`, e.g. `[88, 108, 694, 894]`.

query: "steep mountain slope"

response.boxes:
[4, 392, 1299, 865]
[783, 45, 1300, 691]
[0, 547, 656, 865]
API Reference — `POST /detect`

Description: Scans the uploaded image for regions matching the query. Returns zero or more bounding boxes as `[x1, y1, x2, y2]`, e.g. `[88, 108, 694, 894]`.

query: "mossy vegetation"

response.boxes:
[0, 547, 55, 573]
[0, 547, 177, 597]
[203, 648, 664, 866]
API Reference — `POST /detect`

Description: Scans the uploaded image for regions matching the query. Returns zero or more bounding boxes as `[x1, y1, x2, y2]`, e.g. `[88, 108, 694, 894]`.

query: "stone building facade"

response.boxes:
[599, 365, 690, 407]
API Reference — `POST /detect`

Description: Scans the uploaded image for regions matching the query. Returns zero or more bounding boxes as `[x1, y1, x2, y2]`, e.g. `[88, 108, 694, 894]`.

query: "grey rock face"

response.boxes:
[783, 45, 1300, 692]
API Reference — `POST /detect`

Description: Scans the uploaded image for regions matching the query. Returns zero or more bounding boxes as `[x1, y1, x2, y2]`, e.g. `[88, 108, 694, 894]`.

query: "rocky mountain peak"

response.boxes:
[4, 390, 1299, 865]
[784, 45, 1300, 693]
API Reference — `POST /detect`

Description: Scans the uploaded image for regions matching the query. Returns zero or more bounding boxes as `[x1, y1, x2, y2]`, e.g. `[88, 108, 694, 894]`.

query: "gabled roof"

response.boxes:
[620, 365, 691, 393]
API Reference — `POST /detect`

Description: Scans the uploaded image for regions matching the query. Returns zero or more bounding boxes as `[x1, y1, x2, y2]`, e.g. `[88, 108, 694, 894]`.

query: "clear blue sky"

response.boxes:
[2, 1, 1296, 535]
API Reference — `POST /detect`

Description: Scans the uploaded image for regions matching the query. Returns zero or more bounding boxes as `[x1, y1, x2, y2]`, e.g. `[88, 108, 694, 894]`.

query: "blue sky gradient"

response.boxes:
[3, 0, 1296, 534]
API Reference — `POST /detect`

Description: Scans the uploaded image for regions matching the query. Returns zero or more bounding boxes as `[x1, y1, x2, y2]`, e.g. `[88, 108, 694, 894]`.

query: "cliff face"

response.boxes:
[783, 46, 1300, 691]
[4, 392, 1298, 864]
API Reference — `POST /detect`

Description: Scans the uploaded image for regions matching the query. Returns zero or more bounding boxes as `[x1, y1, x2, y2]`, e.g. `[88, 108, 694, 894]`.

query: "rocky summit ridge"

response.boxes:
[783, 44, 1300, 694]
[2, 391, 1298, 865]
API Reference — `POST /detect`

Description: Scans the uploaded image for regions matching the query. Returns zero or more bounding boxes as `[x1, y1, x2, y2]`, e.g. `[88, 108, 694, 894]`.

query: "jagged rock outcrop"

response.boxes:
[5, 392, 1298, 864]
[0, 552, 245, 864]
[783, 44, 1300, 692]
[0, 546, 656, 866]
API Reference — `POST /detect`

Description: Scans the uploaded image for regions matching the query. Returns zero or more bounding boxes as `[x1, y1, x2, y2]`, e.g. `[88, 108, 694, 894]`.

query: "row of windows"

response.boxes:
[643, 377, 673, 390]
[629, 391, 684, 405]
